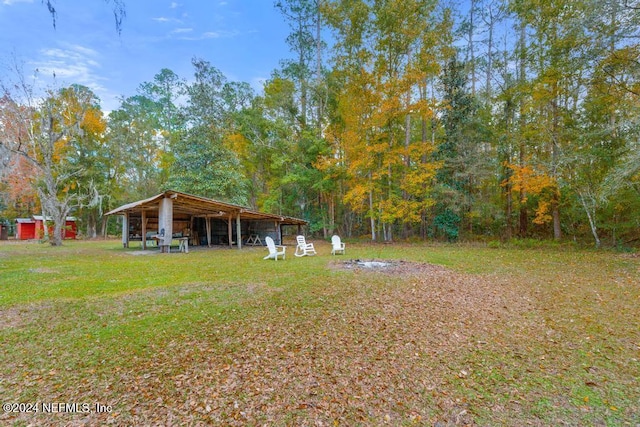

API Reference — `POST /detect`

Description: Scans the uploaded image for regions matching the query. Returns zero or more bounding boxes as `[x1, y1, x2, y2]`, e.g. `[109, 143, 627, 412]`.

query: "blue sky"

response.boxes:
[0, 0, 293, 111]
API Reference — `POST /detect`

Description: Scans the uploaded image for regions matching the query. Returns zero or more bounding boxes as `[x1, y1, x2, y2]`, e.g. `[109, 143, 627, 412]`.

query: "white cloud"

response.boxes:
[30, 44, 109, 101]
[2, 0, 34, 5]
[153, 16, 184, 24]
[170, 2, 180, 9]
[71, 45, 99, 57]
[176, 29, 239, 41]
[171, 28, 193, 34]
[202, 31, 222, 39]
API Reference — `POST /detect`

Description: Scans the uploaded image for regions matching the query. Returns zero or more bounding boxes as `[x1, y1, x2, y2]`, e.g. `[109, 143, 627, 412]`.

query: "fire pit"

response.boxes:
[355, 260, 390, 268]
[341, 259, 395, 270]
[333, 259, 447, 276]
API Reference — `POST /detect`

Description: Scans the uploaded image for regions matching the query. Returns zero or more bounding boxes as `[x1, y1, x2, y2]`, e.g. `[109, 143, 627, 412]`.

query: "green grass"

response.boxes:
[0, 239, 638, 425]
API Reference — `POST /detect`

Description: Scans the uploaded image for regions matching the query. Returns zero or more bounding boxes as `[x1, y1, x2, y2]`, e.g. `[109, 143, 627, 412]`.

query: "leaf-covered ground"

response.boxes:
[1, 242, 638, 426]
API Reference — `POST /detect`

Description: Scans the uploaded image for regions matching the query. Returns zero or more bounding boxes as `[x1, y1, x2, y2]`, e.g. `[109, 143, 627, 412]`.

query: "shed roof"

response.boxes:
[15, 216, 76, 223]
[16, 218, 35, 224]
[105, 190, 307, 226]
[33, 216, 77, 222]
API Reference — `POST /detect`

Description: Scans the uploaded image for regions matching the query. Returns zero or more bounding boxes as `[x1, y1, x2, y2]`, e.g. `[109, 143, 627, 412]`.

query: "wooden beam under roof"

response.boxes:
[105, 190, 307, 226]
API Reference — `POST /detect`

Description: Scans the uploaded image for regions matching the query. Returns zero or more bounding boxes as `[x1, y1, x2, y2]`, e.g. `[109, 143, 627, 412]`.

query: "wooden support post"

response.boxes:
[141, 210, 147, 250]
[158, 197, 173, 253]
[228, 214, 233, 248]
[122, 212, 129, 248]
[236, 213, 242, 249]
[189, 216, 194, 246]
[276, 221, 281, 245]
[206, 217, 212, 248]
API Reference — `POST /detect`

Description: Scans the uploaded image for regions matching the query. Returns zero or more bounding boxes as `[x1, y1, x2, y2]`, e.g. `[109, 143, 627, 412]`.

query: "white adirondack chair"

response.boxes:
[263, 236, 286, 261]
[294, 235, 317, 257]
[331, 235, 346, 255]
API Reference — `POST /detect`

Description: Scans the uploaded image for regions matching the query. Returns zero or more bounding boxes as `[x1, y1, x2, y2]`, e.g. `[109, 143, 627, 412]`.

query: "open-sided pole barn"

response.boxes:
[105, 190, 307, 252]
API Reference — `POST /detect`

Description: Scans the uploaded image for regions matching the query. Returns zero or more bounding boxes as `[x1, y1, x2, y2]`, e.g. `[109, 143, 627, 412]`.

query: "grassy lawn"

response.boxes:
[0, 239, 638, 426]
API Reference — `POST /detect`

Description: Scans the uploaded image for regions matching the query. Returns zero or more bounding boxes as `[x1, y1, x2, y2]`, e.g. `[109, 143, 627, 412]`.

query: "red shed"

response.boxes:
[16, 218, 37, 240]
[16, 216, 77, 240]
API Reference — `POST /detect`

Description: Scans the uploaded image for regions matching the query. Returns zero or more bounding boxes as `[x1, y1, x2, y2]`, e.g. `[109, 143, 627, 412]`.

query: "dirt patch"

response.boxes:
[126, 250, 158, 256]
[28, 267, 59, 274]
[620, 252, 640, 258]
[0, 301, 55, 330]
[0, 306, 28, 330]
[333, 258, 450, 275]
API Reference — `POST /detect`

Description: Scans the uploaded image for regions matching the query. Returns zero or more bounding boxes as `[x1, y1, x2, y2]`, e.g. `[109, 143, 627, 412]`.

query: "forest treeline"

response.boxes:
[1, 0, 639, 247]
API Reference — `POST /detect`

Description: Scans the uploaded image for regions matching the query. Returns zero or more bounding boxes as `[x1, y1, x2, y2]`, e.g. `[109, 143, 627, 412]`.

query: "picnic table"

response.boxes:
[245, 234, 262, 246]
[153, 235, 189, 253]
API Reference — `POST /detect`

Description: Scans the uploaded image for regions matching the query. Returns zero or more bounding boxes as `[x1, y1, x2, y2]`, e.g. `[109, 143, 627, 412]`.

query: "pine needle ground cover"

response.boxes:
[0, 240, 638, 426]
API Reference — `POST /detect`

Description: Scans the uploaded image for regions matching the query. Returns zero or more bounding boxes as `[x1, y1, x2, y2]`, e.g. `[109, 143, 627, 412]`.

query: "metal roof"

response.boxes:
[16, 216, 76, 223]
[105, 190, 307, 226]
[15, 218, 35, 224]
[32, 216, 77, 221]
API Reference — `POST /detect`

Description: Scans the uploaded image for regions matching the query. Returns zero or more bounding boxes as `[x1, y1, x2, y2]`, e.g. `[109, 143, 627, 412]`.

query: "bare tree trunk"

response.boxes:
[328, 194, 335, 235]
[517, 19, 528, 237]
[551, 86, 562, 241]
[505, 183, 512, 240]
[38, 189, 70, 246]
[552, 192, 562, 240]
[578, 191, 601, 248]
[315, 0, 324, 136]
[369, 172, 376, 241]
[468, 0, 476, 96]
[485, 15, 493, 98]
[87, 211, 97, 239]
[101, 216, 109, 239]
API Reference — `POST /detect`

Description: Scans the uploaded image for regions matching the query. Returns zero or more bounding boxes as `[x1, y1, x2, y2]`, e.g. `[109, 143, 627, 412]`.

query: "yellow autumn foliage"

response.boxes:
[82, 108, 107, 136]
[504, 163, 557, 197]
[343, 183, 370, 212]
[504, 163, 559, 225]
[533, 200, 553, 225]
[225, 133, 251, 158]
